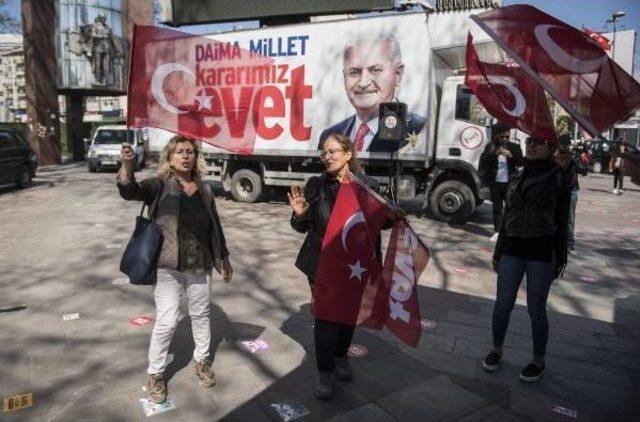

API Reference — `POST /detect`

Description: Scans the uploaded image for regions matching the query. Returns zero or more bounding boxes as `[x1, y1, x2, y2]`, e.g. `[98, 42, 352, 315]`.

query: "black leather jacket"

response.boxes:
[479, 140, 524, 185]
[290, 172, 389, 280]
[495, 159, 572, 273]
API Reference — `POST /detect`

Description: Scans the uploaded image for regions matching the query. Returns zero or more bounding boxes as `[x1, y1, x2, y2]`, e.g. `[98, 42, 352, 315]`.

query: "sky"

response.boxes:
[2, 0, 639, 71]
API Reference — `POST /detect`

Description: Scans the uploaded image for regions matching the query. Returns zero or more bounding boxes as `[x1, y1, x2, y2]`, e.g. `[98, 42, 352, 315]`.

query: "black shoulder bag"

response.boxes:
[120, 180, 164, 285]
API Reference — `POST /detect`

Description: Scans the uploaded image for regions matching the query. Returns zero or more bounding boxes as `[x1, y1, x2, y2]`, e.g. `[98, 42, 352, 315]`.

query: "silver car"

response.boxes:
[87, 126, 145, 172]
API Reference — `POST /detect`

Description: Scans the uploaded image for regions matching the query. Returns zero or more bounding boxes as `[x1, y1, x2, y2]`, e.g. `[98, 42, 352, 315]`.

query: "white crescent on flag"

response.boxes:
[342, 211, 365, 251]
[486, 75, 527, 117]
[150, 62, 195, 115]
[534, 24, 608, 74]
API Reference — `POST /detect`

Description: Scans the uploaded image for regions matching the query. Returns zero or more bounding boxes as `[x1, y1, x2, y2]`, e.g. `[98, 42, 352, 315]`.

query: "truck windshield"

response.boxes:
[94, 130, 134, 145]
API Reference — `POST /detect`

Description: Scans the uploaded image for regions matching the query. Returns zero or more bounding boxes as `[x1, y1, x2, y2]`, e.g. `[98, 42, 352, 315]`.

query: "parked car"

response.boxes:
[87, 125, 145, 172]
[0, 129, 37, 189]
[587, 139, 638, 173]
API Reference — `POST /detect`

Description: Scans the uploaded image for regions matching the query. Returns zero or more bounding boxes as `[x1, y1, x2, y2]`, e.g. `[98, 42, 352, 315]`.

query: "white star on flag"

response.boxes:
[194, 88, 212, 111]
[349, 260, 367, 281]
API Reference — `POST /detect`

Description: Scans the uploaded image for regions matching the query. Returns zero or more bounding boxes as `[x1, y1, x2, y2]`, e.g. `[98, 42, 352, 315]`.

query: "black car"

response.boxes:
[0, 129, 37, 189]
[587, 139, 638, 174]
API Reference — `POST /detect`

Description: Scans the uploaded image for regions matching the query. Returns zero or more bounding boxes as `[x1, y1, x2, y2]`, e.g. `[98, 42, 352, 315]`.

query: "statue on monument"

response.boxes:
[65, 13, 121, 87]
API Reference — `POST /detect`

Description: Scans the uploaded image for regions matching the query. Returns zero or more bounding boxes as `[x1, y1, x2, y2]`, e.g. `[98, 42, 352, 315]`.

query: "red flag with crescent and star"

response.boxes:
[470, 5, 640, 137]
[582, 27, 610, 51]
[465, 33, 557, 143]
[312, 177, 393, 326]
[127, 25, 275, 154]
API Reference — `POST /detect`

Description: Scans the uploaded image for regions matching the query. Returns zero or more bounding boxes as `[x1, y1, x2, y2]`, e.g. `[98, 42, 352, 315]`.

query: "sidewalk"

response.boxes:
[0, 166, 638, 421]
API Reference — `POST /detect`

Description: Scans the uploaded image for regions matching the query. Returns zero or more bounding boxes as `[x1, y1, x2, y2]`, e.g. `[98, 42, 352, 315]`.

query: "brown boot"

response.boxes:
[147, 373, 167, 404]
[194, 359, 216, 388]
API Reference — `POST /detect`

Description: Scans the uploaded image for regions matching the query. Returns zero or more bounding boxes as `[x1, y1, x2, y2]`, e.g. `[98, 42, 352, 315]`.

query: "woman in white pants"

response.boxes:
[117, 135, 233, 404]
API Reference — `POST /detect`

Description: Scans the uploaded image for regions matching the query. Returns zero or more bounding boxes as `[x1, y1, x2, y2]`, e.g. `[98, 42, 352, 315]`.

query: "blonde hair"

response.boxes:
[324, 133, 363, 173]
[157, 135, 208, 180]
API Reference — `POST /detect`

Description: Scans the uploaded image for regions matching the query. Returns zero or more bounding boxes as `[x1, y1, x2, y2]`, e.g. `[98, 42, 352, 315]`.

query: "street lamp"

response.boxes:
[606, 10, 625, 63]
[606, 11, 625, 140]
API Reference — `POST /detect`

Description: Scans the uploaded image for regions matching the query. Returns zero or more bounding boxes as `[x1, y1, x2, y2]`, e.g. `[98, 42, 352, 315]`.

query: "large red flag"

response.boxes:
[127, 25, 275, 154]
[377, 219, 430, 348]
[471, 5, 640, 137]
[465, 34, 557, 143]
[313, 177, 392, 326]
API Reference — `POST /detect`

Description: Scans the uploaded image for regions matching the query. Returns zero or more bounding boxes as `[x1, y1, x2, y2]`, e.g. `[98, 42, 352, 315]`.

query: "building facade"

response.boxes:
[0, 35, 26, 122]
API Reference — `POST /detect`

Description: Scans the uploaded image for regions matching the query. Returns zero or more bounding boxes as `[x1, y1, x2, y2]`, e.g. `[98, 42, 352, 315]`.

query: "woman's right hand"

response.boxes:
[118, 143, 135, 183]
[287, 186, 309, 216]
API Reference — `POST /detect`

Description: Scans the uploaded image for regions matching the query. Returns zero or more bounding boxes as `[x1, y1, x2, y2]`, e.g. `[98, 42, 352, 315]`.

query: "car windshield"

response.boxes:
[93, 130, 133, 145]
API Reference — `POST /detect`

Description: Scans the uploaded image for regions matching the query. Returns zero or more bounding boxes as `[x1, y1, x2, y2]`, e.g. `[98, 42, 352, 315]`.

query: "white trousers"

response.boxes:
[147, 268, 211, 375]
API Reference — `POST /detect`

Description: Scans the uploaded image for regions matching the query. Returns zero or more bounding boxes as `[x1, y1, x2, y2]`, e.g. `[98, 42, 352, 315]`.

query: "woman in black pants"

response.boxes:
[288, 133, 391, 399]
[483, 136, 572, 382]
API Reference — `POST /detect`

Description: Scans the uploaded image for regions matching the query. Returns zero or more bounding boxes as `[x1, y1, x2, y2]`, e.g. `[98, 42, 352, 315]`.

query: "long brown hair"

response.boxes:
[157, 135, 208, 180]
[323, 133, 363, 173]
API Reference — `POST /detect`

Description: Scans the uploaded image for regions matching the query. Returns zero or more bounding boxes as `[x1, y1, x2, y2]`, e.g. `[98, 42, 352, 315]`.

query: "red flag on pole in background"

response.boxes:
[582, 27, 611, 51]
[378, 219, 430, 348]
[471, 5, 640, 137]
[127, 25, 277, 154]
[313, 177, 393, 326]
[465, 33, 557, 143]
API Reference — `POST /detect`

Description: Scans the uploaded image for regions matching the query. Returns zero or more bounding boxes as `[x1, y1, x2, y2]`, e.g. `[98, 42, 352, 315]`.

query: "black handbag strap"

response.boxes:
[139, 179, 164, 220]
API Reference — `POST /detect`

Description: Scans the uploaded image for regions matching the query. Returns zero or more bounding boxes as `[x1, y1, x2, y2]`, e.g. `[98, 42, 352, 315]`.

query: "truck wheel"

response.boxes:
[593, 161, 602, 173]
[231, 169, 262, 203]
[429, 180, 476, 223]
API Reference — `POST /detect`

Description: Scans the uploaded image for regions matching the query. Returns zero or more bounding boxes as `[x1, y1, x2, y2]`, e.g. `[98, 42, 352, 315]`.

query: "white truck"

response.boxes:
[149, 9, 503, 223]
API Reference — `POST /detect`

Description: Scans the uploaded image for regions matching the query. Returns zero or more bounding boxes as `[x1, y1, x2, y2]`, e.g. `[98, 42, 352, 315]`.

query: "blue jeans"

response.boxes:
[492, 255, 554, 358]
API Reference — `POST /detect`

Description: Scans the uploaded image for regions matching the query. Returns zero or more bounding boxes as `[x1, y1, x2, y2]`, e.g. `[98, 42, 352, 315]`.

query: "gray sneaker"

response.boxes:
[194, 359, 216, 388]
[314, 371, 334, 400]
[335, 356, 353, 381]
[147, 373, 167, 404]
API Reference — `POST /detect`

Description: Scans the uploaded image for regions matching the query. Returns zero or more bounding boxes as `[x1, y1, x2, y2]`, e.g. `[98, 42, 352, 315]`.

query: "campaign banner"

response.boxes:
[129, 13, 431, 159]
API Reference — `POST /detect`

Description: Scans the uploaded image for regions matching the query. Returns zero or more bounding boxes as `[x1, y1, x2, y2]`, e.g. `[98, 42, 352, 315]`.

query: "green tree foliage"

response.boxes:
[556, 115, 575, 137]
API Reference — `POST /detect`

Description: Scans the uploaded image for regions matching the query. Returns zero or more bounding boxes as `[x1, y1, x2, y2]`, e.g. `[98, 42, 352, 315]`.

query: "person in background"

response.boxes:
[483, 136, 572, 383]
[554, 135, 587, 254]
[479, 123, 524, 241]
[610, 143, 626, 195]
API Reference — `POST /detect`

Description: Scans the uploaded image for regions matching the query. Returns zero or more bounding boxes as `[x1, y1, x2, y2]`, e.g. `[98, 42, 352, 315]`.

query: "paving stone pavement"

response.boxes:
[0, 164, 638, 421]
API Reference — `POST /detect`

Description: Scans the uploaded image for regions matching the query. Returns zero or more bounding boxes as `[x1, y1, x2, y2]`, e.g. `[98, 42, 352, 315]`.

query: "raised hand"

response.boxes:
[118, 142, 135, 183]
[287, 185, 309, 216]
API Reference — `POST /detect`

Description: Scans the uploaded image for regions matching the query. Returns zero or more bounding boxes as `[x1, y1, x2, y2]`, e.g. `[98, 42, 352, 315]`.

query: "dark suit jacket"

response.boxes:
[318, 111, 427, 153]
[478, 141, 524, 186]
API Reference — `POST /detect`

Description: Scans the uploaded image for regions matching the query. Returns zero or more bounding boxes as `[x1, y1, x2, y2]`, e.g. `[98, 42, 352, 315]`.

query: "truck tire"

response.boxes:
[429, 180, 476, 223]
[231, 169, 262, 203]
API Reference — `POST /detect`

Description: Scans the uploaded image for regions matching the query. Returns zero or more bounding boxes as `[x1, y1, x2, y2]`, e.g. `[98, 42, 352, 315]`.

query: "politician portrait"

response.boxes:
[318, 33, 427, 154]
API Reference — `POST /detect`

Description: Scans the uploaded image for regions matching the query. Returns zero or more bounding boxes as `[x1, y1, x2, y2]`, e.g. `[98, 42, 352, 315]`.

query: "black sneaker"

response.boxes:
[482, 352, 502, 372]
[519, 362, 545, 382]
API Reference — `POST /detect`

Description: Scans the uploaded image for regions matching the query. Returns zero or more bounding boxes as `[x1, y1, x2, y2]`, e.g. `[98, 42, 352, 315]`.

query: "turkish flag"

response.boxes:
[313, 177, 393, 326]
[127, 25, 273, 154]
[377, 219, 430, 348]
[582, 28, 610, 51]
[471, 5, 640, 137]
[465, 34, 557, 143]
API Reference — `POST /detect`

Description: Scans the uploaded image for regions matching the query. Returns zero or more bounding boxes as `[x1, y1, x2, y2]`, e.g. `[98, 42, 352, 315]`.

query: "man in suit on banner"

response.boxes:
[319, 34, 426, 154]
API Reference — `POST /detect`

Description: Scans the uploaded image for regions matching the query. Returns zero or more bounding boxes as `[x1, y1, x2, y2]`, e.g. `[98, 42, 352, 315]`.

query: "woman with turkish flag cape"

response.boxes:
[288, 133, 395, 400]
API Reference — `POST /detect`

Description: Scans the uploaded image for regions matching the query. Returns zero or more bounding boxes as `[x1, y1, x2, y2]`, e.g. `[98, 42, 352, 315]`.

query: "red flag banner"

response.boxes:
[582, 27, 610, 51]
[127, 25, 276, 154]
[465, 33, 557, 143]
[471, 5, 640, 137]
[313, 177, 392, 326]
[378, 219, 430, 347]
